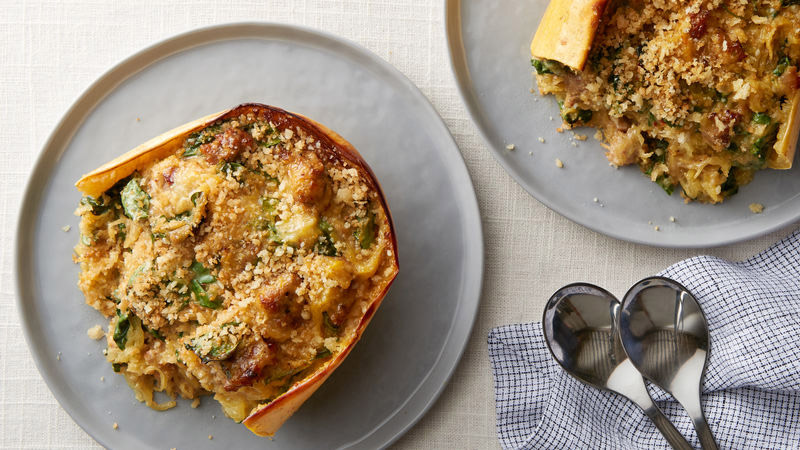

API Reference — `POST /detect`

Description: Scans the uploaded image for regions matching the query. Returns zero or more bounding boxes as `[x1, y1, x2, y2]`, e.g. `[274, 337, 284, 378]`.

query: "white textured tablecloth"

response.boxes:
[0, 1, 796, 448]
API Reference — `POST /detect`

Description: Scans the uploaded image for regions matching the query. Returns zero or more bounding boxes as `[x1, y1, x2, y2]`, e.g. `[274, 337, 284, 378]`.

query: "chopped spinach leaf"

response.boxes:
[322, 311, 339, 335]
[186, 333, 238, 363]
[354, 212, 376, 249]
[315, 219, 338, 256]
[752, 123, 779, 162]
[190, 260, 216, 284]
[315, 348, 332, 359]
[655, 175, 674, 196]
[190, 191, 203, 206]
[190, 279, 221, 309]
[80, 196, 110, 215]
[752, 112, 771, 124]
[720, 169, 739, 197]
[113, 309, 130, 350]
[259, 138, 282, 148]
[773, 56, 791, 76]
[531, 59, 553, 75]
[120, 179, 150, 221]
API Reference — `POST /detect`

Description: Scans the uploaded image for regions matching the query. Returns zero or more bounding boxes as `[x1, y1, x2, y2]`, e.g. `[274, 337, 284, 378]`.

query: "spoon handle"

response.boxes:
[643, 404, 693, 450]
[693, 416, 718, 450]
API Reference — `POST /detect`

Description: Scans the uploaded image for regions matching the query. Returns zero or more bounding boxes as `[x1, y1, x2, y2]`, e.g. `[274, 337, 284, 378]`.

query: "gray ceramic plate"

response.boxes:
[15, 23, 483, 449]
[445, 0, 800, 247]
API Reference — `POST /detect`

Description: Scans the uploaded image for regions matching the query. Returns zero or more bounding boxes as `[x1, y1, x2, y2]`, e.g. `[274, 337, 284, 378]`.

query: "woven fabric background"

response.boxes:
[0, 1, 796, 448]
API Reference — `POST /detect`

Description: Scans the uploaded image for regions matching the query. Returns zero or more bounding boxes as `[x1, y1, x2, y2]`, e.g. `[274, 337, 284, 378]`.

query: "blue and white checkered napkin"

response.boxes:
[489, 230, 800, 449]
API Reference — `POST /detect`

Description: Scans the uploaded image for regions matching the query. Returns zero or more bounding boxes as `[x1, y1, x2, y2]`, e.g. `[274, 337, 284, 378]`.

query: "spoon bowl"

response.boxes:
[543, 283, 691, 449]
[619, 276, 717, 449]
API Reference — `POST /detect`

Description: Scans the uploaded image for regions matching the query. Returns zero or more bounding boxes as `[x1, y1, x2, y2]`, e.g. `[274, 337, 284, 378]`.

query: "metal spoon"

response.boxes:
[619, 276, 718, 450]
[543, 283, 692, 449]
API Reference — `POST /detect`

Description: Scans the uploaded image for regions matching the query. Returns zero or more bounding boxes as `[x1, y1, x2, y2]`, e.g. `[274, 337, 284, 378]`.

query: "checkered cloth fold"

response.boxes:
[489, 230, 800, 449]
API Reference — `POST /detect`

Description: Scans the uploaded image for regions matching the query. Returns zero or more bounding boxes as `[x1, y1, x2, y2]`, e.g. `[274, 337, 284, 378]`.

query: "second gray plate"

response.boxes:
[15, 23, 483, 449]
[446, 0, 800, 247]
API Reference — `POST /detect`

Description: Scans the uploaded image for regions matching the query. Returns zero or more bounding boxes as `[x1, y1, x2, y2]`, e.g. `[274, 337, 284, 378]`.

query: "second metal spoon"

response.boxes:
[543, 283, 692, 449]
[619, 276, 718, 450]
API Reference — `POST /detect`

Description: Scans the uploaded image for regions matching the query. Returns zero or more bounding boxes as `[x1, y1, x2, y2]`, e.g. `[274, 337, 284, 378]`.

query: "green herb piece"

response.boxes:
[315, 219, 338, 256]
[221, 321, 240, 328]
[120, 179, 150, 221]
[322, 311, 339, 335]
[190, 191, 203, 206]
[607, 72, 620, 91]
[354, 212, 376, 249]
[752, 123, 779, 163]
[715, 90, 728, 104]
[260, 138, 282, 148]
[315, 348, 332, 359]
[752, 112, 771, 124]
[220, 161, 246, 183]
[782, 0, 799, 7]
[80, 196, 110, 215]
[113, 309, 130, 350]
[531, 59, 552, 75]
[563, 109, 593, 125]
[260, 197, 278, 213]
[144, 325, 165, 341]
[655, 175, 674, 196]
[190, 279, 222, 309]
[116, 223, 127, 242]
[186, 333, 238, 363]
[182, 125, 221, 157]
[773, 56, 791, 76]
[112, 363, 122, 372]
[190, 260, 216, 284]
[720, 169, 739, 197]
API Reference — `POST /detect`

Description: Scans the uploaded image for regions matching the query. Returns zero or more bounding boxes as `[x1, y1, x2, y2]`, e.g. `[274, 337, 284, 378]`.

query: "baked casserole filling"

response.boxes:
[74, 111, 396, 422]
[532, 0, 800, 202]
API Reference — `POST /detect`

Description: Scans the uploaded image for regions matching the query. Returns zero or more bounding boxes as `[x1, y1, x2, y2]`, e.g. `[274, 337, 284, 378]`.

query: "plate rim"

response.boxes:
[444, 0, 799, 248]
[14, 21, 485, 449]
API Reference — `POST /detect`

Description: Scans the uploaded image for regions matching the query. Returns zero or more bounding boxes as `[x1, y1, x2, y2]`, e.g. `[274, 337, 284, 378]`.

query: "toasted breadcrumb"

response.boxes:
[749, 203, 764, 214]
[62, 225, 71, 232]
[506, 144, 516, 150]
[555, 159, 564, 168]
[87, 325, 104, 340]
[113, 422, 118, 430]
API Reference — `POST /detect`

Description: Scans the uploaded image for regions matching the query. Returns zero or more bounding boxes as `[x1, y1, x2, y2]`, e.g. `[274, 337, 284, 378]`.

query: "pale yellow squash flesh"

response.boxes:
[530, 0, 610, 71]
[770, 91, 800, 169]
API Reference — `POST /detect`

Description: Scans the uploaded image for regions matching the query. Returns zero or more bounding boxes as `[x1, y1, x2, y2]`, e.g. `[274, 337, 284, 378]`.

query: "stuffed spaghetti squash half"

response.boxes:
[73, 103, 399, 436]
[530, 0, 800, 203]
